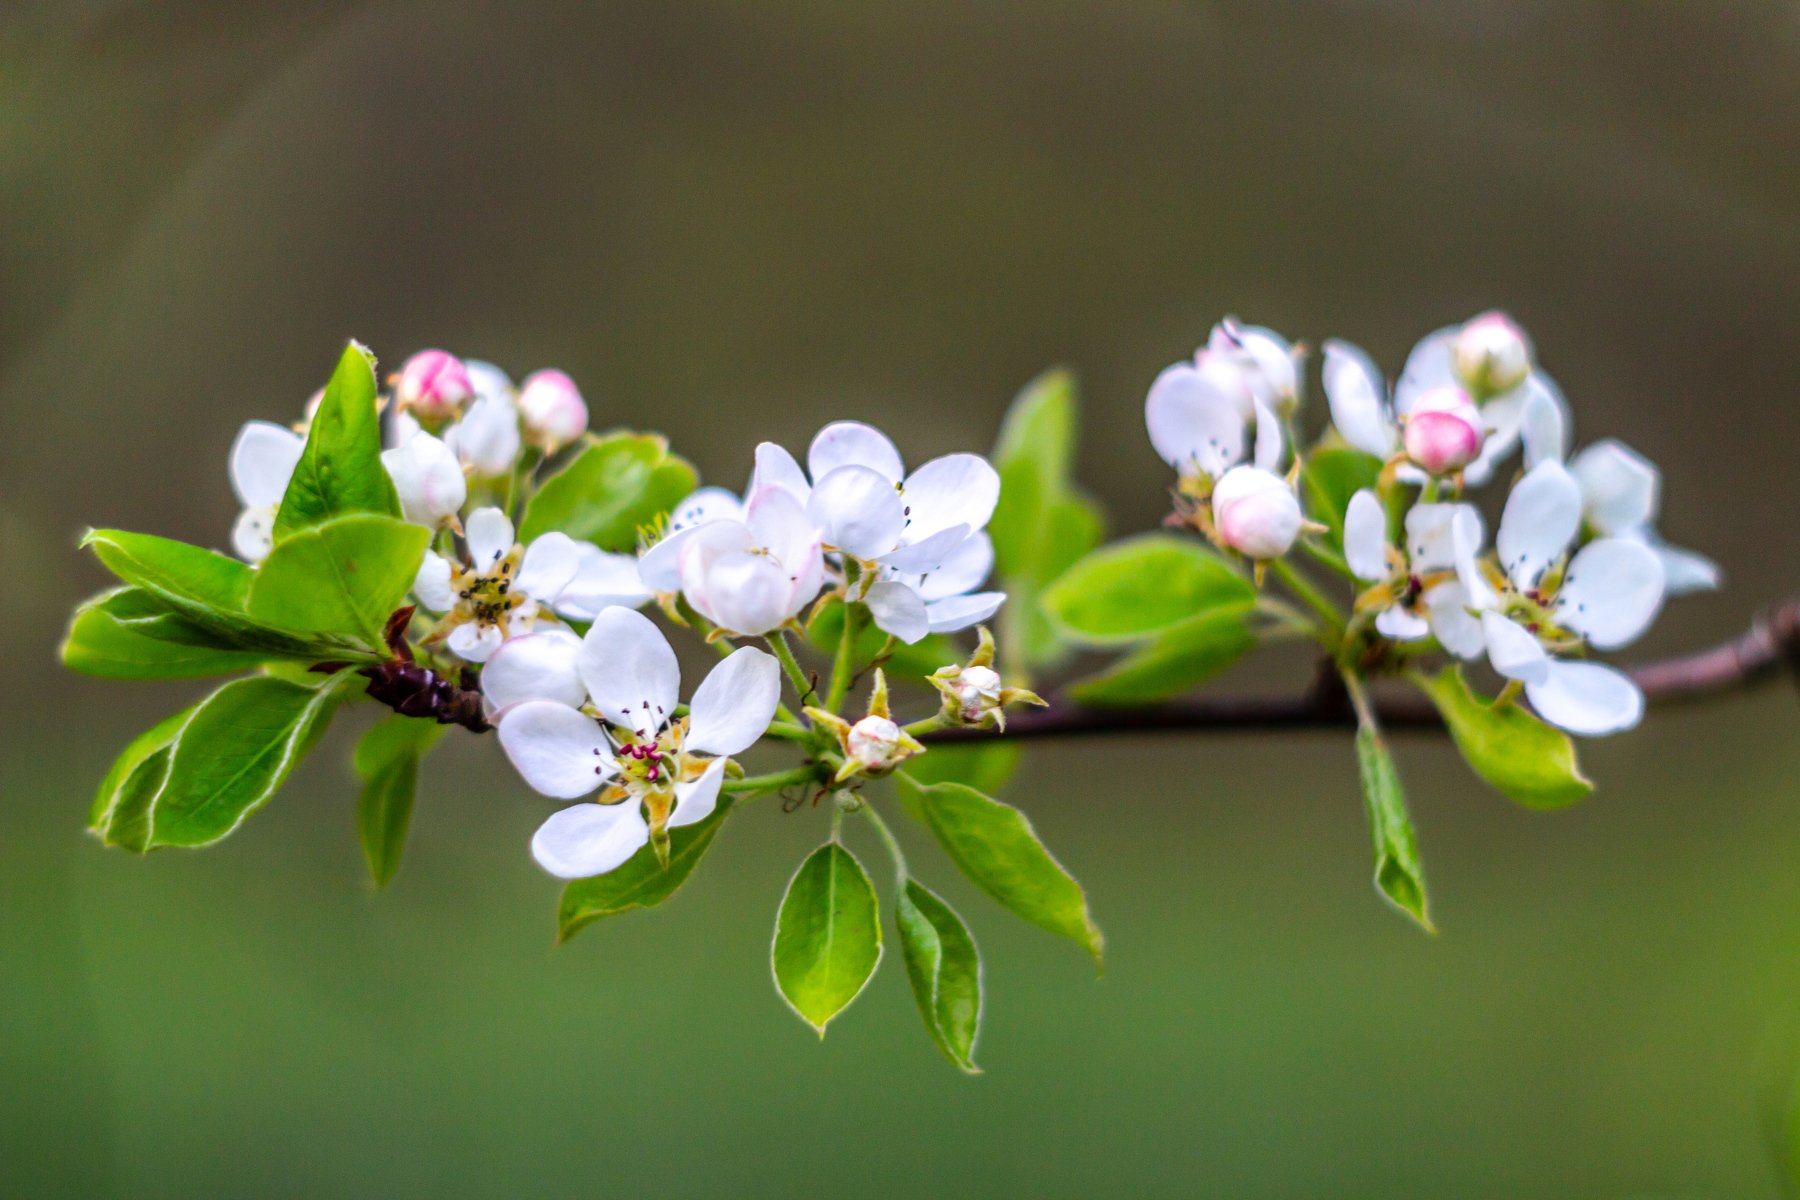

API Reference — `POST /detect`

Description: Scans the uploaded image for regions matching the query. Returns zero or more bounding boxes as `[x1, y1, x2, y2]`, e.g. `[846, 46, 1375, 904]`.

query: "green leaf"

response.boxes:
[895, 879, 982, 1074]
[272, 342, 399, 539]
[1068, 608, 1256, 706]
[1354, 725, 1433, 932]
[804, 596, 958, 678]
[557, 799, 734, 942]
[989, 366, 1077, 578]
[353, 715, 447, 888]
[987, 369, 1107, 671]
[895, 774, 1103, 967]
[62, 588, 277, 680]
[247, 514, 429, 647]
[93, 673, 350, 851]
[771, 841, 882, 1035]
[1415, 667, 1593, 810]
[519, 431, 698, 552]
[82, 528, 254, 614]
[90, 706, 196, 832]
[1301, 447, 1383, 550]
[1042, 533, 1254, 645]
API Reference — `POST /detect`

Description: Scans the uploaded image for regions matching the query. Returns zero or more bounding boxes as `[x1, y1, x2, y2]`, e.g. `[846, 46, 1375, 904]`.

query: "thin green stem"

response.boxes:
[1269, 557, 1346, 642]
[1254, 596, 1318, 637]
[765, 631, 816, 707]
[760, 721, 813, 742]
[725, 764, 823, 796]
[902, 714, 950, 738]
[1296, 535, 1356, 579]
[860, 801, 909, 883]
[1341, 667, 1378, 730]
[824, 599, 860, 715]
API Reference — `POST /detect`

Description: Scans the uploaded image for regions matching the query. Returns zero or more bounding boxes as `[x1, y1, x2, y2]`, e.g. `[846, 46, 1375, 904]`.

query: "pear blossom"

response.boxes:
[667, 488, 827, 637]
[745, 421, 1006, 643]
[1196, 318, 1303, 417]
[806, 669, 924, 783]
[1343, 488, 1485, 653]
[1450, 461, 1666, 736]
[227, 420, 305, 562]
[927, 626, 1044, 729]
[414, 506, 647, 662]
[1519, 389, 1720, 597]
[1210, 465, 1303, 562]
[1146, 358, 1286, 486]
[439, 359, 523, 477]
[517, 369, 590, 451]
[393, 349, 473, 422]
[1388, 313, 1568, 486]
[1322, 341, 1486, 479]
[381, 429, 468, 530]
[497, 607, 780, 878]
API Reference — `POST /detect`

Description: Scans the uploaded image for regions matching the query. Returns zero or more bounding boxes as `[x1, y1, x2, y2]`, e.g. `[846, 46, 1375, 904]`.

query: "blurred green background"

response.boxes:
[5, 2, 1800, 1195]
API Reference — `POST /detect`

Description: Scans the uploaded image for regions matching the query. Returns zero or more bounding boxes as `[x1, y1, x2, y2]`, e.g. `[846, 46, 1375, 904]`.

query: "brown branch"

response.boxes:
[922, 594, 1800, 745]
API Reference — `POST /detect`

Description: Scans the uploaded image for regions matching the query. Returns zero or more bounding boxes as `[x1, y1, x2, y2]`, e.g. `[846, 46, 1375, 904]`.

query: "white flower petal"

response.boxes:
[1406, 503, 1473, 574]
[1525, 660, 1644, 737]
[229, 421, 306, 508]
[482, 629, 586, 710]
[1145, 363, 1245, 476]
[1555, 537, 1665, 650]
[914, 530, 994, 601]
[1496, 461, 1581, 590]
[752, 443, 813, 505]
[578, 607, 680, 736]
[445, 394, 521, 477]
[898, 453, 1001, 542]
[1652, 540, 1722, 595]
[554, 546, 651, 619]
[464, 359, 516, 403]
[686, 646, 781, 757]
[515, 532, 585, 603]
[878, 523, 970, 574]
[1569, 439, 1659, 536]
[808, 421, 904, 485]
[465, 507, 516, 569]
[669, 487, 747, 535]
[1375, 604, 1430, 641]
[670, 758, 726, 830]
[925, 591, 1006, 634]
[1393, 326, 1457, 415]
[1343, 489, 1388, 582]
[412, 550, 457, 612]
[1424, 581, 1485, 659]
[447, 620, 504, 662]
[1251, 399, 1284, 472]
[381, 432, 467, 528]
[746, 486, 820, 570]
[1451, 506, 1496, 611]
[807, 465, 905, 559]
[1481, 611, 1550, 684]
[684, 548, 796, 636]
[1321, 340, 1395, 457]
[1225, 322, 1298, 409]
[231, 505, 278, 563]
[865, 579, 931, 644]
[498, 700, 617, 799]
[531, 802, 650, 879]
[1519, 385, 1568, 471]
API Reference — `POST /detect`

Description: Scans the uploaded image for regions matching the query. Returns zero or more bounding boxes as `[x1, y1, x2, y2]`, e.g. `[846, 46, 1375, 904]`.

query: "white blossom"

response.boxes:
[517, 369, 590, 451]
[227, 420, 305, 562]
[1344, 488, 1485, 651]
[381, 430, 467, 530]
[1450, 461, 1666, 736]
[415, 506, 647, 662]
[1322, 341, 1485, 478]
[497, 608, 780, 879]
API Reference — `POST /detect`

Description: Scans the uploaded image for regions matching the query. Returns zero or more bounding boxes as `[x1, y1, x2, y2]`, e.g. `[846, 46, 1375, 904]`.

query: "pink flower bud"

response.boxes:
[1402, 387, 1485, 475]
[518, 369, 589, 450]
[1211, 465, 1302, 561]
[847, 715, 902, 768]
[394, 350, 473, 422]
[1450, 312, 1531, 397]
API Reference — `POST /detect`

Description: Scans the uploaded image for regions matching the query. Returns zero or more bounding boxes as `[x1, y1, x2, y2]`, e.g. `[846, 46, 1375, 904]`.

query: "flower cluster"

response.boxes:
[1145, 311, 1717, 736]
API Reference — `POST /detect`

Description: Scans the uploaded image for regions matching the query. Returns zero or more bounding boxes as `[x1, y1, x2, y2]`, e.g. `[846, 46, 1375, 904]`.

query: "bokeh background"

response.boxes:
[6, 2, 1800, 1195]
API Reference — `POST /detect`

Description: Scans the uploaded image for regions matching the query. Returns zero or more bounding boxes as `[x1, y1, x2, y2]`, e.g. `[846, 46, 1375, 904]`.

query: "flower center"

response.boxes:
[454, 545, 527, 629]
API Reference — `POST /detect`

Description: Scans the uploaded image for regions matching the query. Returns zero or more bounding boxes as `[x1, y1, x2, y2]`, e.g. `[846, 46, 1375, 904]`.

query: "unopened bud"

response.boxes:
[1450, 312, 1531, 398]
[1402, 388, 1485, 475]
[395, 350, 474, 422]
[380, 430, 467, 529]
[1211, 465, 1302, 561]
[846, 715, 902, 769]
[518, 369, 589, 451]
